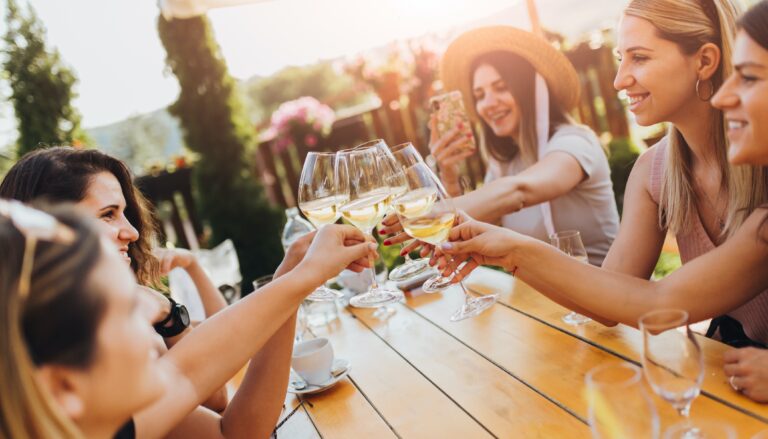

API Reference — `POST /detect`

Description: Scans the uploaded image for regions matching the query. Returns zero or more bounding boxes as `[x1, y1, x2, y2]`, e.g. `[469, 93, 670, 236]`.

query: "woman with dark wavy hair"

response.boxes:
[0, 146, 231, 410]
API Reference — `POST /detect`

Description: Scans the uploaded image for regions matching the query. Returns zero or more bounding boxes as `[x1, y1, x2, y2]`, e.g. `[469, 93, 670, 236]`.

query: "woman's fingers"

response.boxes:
[400, 240, 422, 255]
[383, 231, 411, 246]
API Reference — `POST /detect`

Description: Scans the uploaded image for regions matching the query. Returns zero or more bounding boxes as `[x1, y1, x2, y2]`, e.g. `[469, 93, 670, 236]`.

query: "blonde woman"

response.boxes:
[0, 202, 377, 438]
[436, 0, 768, 401]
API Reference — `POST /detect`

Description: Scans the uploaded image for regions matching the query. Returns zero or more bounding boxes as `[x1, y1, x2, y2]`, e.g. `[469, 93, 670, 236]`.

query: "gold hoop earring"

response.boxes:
[696, 79, 715, 101]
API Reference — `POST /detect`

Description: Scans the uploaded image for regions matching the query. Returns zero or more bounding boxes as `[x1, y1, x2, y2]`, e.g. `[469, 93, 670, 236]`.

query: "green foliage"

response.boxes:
[653, 251, 682, 280]
[157, 14, 284, 293]
[245, 62, 366, 124]
[2, 0, 87, 157]
[607, 137, 641, 216]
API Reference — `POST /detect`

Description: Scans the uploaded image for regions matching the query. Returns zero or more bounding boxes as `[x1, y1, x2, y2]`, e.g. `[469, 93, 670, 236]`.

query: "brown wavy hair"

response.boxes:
[469, 51, 572, 165]
[0, 147, 163, 289]
[0, 205, 105, 438]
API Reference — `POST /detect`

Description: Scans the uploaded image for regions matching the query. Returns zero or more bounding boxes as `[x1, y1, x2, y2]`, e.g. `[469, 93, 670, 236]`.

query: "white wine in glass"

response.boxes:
[297, 151, 347, 302]
[395, 162, 497, 321]
[337, 146, 404, 308]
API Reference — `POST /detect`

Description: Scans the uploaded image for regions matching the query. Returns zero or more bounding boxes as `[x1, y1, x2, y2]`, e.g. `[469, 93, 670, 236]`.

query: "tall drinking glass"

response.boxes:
[639, 309, 704, 438]
[395, 162, 497, 321]
[337, 147, 404, 308]
[585, 362, 660, 439]
[550, 230, 592, 325]
[297, 151, 347, 301]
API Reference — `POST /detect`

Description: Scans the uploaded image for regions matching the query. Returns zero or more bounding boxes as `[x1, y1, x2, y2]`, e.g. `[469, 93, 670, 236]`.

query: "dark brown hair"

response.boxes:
[738, 0, 768, 239]
[469, 51, 571, 163]
[0, 147, 162, 288]
[0, 205, 106, 438]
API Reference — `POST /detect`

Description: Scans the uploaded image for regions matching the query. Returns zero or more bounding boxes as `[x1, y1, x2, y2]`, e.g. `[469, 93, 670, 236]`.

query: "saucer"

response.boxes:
[288, 358, 350, 395]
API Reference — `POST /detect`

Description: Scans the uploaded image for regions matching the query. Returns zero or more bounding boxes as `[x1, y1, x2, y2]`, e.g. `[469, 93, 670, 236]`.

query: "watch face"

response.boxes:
[178, 304, 191, 327]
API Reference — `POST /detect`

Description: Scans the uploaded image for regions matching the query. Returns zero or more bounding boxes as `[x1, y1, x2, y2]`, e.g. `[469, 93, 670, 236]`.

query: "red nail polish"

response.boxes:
[378, 228, 387, 235]
[400, 249, 408, 256]
[383, 239, 391, 246]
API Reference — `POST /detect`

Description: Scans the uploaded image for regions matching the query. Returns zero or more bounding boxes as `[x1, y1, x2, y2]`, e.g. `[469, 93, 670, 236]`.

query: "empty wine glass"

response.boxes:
[639, 309, 704, 438]
[663, 420, 735, 439]
[585, 362, 660, 439]
[337, 146, 404, 308]
[297, 151, 347, 301]
[550, 230, 592, 325]
[395, 162, 497, 321]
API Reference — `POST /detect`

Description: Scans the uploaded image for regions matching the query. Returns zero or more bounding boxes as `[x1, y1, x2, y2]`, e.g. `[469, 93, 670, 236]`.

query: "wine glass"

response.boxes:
[337, 146, 404, 308]
[387, 142, 432, 282]
[297, 151, 347, 301]
[639, 309, 704, 438]
[585, 362, 660, 439]
[549, 230, 592, 325]
[395, 162, 497, 321]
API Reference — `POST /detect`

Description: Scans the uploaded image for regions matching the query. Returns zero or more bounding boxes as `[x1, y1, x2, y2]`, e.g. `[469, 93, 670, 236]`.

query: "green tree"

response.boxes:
[3, 0, 86, 157]
[157, 14, 284, 292]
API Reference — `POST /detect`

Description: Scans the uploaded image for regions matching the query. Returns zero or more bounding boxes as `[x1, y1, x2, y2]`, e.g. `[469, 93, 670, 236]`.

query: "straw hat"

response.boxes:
[440, 26, 581, 122]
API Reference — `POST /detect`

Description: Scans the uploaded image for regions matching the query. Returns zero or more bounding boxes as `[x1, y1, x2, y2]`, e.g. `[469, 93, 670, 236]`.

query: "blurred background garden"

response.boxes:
[3, 0, 759, 289]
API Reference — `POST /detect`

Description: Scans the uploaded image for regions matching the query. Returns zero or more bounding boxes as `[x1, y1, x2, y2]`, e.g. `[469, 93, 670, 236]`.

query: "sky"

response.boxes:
[0, 0, 623, 145]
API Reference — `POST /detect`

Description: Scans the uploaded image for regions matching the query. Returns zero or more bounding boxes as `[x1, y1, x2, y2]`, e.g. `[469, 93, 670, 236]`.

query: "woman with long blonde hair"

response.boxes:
[0, 201, 377, 438]
[436, 0, 768, 401]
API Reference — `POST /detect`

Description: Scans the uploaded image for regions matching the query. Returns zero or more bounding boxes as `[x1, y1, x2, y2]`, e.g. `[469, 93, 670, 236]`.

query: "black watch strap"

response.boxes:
[153, 297, 190, 338]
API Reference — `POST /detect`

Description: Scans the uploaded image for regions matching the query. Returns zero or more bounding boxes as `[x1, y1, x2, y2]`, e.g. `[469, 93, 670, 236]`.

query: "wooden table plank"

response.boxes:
[403, 284, 768, 437]
[290, 379, 396, 438]
[463, 267, 768, 421]
[347, 303, 592, 438]
[276, 394, 321, 439]
[308, 309, 493, 438]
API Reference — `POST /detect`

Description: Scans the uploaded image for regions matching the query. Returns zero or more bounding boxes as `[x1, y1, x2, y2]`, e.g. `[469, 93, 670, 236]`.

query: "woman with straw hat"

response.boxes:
[416, 26, 620, 267]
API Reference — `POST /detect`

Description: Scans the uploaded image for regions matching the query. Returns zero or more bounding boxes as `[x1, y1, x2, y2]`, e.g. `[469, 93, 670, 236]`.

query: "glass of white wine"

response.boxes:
[387, 142, 432, 282]
[395, 162, 497, 321]
[297, 151, 348, 301]
[549, 230, 592, 325]
[337, 146, 404, 308]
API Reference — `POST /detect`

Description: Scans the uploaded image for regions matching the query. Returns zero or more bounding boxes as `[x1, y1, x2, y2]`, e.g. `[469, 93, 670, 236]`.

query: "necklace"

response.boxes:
[694, 177, 726, 232]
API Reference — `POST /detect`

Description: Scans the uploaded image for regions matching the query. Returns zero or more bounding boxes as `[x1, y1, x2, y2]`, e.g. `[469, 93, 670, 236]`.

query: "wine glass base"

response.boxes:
[389, 258, 430, 282]
[306, 286, 343, 302]
[349, 287, 404, 308]
[450, 294, 498, 322]
[373, 305, 397, 320]
[562, 311, 591, 325]
[422, 274, 453, 293]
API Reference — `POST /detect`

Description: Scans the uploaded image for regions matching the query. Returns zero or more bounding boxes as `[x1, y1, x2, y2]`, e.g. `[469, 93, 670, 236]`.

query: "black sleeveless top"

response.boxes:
[113, 419, 135, 439]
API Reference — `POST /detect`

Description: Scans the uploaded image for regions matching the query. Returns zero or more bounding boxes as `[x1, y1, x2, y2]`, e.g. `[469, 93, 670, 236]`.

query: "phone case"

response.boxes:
[429, 90, 476, 152]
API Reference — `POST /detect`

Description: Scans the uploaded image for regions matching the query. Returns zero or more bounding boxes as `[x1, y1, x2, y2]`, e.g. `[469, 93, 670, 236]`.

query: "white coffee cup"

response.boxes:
[292, 337, 334, 385]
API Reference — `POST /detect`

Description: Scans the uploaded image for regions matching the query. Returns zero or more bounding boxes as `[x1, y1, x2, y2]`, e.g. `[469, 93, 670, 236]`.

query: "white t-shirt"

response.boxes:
[485, 124, 619, 265]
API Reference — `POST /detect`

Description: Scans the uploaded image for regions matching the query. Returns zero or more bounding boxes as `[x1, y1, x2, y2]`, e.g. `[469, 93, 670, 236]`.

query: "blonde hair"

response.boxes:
[0, 207, 104, 439]
[626, 0, 768, 237]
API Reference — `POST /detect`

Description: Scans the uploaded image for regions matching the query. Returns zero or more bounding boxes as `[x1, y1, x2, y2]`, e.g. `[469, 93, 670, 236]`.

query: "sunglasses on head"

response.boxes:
[0, 199, 75, 299]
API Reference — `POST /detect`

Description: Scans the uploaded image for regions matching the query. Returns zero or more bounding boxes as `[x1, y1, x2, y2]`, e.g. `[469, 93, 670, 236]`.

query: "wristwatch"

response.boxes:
[153, 297, 190, 338]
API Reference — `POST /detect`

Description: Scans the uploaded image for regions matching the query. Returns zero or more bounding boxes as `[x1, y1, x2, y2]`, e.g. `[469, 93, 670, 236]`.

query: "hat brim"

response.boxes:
[440, 26, 581, 122]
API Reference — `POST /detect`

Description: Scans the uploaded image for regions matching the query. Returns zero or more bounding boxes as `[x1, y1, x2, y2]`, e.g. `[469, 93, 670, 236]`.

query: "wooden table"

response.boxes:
[273, 267, 768, 438]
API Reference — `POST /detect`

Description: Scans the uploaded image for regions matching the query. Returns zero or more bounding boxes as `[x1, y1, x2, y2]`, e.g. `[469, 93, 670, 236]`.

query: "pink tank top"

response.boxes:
[650, 139, 768, 345]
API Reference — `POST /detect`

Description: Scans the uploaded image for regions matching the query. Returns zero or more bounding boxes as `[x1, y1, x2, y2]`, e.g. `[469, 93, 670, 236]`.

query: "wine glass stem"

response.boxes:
[676, 401, 692, 419]
[459, 281, 472, 306]
[367, 234, 379, 290]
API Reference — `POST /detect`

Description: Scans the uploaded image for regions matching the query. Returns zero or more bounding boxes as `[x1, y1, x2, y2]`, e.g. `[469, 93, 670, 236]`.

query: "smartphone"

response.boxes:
[429, 90, 476, 152]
